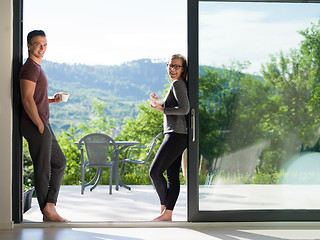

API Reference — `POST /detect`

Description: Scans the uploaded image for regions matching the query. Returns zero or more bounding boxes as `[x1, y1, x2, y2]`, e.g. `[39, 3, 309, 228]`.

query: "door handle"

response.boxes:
[191, 109, 195, 142]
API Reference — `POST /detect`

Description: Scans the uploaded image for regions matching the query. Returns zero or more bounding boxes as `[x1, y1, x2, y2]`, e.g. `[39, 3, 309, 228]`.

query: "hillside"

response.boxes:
[40, 59, 259, 134]
[41, 59, 169, 133]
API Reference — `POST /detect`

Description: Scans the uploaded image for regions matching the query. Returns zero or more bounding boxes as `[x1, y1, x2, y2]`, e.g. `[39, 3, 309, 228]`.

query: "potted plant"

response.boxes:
[23, 185, 35, 213]
[23, 139, 35, 213]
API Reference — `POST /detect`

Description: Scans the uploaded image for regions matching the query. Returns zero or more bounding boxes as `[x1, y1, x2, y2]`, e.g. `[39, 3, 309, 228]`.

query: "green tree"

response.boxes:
[77, 98, 116, 135]
[258, 21, 320, 173]
[23, 139, 34, 187]
[117, 102, 164, 184]
[55, 89, 166, 185]
[199, 19, 320, 181]
[199, 62, 266, 171]
[57, 98, 117, 185]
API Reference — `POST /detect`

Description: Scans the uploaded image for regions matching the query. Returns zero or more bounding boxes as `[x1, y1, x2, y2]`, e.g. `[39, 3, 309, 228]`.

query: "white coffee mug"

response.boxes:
[59, 93, 70, 102]
[148, 98, 164, 106]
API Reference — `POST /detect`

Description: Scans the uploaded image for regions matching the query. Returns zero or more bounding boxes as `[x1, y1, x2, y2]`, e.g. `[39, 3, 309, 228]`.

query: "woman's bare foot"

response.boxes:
[43, 203, 70, 222]
[160, 205, 165, 214]
[151, 209, 173, 221]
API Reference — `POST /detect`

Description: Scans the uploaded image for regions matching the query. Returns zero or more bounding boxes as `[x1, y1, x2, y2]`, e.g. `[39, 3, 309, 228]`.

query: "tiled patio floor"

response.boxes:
[23, 185, 187, 222]
[23, 184, 320, 223]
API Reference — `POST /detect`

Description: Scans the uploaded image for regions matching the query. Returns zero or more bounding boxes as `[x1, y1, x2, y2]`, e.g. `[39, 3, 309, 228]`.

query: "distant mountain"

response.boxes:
[42, 58, 169, 101]
[39, 59, 261, 133]
[40, 59, 169, 133]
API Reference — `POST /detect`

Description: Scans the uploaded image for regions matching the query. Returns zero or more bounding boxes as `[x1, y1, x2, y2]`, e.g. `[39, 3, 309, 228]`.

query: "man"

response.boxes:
[20, 30, 68, 222]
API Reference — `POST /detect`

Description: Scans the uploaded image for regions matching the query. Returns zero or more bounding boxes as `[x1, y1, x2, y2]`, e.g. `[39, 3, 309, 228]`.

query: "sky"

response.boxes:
[23, 0, 188, 65]
[24, 0, 320, 73]
[199, 2, 320, 74]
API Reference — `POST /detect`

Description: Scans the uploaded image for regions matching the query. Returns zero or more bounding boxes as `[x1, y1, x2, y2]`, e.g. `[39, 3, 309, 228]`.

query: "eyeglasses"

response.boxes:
[167, 64, 183, 70]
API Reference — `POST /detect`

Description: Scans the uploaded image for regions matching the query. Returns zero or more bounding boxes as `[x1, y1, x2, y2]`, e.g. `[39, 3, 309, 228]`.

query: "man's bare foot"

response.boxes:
[43, 203, 70, 222]
[151, 209, 173, 221]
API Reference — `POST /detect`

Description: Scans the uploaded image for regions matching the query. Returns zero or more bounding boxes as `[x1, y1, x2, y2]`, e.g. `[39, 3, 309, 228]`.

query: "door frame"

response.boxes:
[12, 0, 23, 223]
[187, 0, 320, 222]
[13, 0, 320, 223]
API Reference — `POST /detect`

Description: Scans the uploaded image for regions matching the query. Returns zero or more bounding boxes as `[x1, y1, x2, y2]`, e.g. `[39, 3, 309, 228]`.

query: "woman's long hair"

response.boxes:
[170, 54, 188, 82]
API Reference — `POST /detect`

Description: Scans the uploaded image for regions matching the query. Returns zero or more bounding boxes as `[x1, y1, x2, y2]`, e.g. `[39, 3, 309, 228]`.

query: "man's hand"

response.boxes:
[49, 93, 62, 104]
[38, 122, 45, 134]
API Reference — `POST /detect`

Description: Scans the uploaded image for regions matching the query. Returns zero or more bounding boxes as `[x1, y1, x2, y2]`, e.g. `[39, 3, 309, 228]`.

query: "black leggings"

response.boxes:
[149, 132, 187, 210]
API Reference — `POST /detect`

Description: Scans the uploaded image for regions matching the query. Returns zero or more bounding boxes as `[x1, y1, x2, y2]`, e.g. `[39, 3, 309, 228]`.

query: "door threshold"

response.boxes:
[14, 221, 320, 229]
[15, 221, 191, 228]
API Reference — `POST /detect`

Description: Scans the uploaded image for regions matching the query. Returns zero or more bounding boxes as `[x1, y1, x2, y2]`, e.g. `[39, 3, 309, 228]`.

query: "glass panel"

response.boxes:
[22, 0, 188, 222]
[199, 2, 320, 211]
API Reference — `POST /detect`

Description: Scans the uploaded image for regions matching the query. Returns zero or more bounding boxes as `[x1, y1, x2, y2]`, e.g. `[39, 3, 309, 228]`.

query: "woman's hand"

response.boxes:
[149, 93, 163, 112]
[150, 101, 164, 113]
[150, 92, 159, 100]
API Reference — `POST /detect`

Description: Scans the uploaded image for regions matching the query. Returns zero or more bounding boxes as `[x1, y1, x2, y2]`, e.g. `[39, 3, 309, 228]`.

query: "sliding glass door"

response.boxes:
[13, 0, 320, 223]
[188, 0, 320, 221]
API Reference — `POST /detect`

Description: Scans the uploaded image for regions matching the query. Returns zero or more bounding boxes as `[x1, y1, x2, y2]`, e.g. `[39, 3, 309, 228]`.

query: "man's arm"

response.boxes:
[20, 79, 44, 134]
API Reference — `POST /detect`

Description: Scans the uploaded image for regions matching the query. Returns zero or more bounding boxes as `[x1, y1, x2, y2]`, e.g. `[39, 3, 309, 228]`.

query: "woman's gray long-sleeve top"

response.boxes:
[163, 79, 190, 134]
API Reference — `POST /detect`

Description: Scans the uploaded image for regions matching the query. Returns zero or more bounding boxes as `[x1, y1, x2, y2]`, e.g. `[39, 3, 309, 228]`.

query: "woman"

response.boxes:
[149, 54, 190, 221]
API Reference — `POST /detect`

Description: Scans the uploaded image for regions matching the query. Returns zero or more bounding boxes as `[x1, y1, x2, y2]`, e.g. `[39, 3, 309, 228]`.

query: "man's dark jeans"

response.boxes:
[21, 121, 66, 214]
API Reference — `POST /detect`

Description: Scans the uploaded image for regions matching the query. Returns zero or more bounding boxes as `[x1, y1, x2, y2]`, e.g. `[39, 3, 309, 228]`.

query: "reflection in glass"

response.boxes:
[199, 2, 320, 211]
